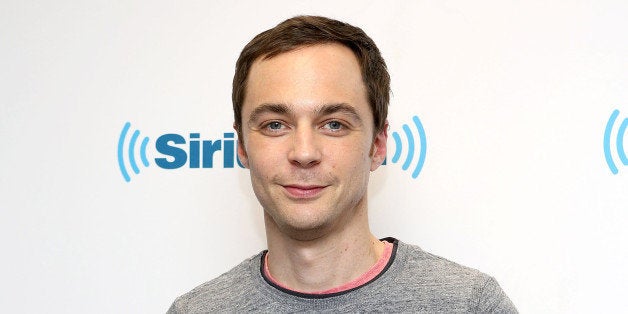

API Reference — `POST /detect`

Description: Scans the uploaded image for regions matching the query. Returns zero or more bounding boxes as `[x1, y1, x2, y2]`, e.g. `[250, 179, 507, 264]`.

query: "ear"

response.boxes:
[234, 123, 249, 168]
[370, 121, 388, 171]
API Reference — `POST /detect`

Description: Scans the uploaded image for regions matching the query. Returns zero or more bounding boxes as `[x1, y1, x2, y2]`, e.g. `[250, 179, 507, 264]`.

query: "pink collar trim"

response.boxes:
[263, 241, 394, 295]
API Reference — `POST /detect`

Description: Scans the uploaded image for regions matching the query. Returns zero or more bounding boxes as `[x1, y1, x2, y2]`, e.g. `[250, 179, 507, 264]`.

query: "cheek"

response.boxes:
[246, 144, 283, 178]
[328, 140, 372, 171]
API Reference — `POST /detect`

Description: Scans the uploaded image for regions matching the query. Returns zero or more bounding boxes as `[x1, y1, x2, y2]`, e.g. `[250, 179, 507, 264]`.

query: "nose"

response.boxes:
[288, 127, 322, 168]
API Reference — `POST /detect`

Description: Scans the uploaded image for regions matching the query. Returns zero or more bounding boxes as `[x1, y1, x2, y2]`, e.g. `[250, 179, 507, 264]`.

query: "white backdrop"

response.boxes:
[1, 1, 627, 313]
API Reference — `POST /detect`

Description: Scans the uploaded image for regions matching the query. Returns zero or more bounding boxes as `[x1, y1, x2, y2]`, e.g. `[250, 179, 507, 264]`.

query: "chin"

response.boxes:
[273, 212, 338, 241]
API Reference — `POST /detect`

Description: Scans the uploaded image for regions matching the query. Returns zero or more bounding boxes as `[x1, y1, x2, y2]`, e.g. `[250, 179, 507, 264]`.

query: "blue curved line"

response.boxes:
[617, 118, 628, 165]
[391, 131, 402, 163]
[412, 116, 427, 179]
[117, 122, 131, 182]
[140, 137, 150, 167]
[129, 130, 140, 174]
[604, 109, 619, 174]
[402, 124, 414, 171]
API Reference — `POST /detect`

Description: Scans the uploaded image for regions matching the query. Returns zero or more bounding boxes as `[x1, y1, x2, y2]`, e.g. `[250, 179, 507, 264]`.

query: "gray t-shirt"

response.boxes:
[168, 238, 517, 313]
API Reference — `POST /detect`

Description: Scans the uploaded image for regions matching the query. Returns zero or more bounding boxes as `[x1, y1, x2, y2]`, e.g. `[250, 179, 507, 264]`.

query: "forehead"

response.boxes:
[243, 43, 370, 117]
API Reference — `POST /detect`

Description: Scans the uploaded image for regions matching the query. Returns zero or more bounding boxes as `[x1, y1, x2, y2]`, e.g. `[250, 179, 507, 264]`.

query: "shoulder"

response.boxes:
[393, 241, 518, 313]
[398, 241, 484, 281]
[167, 253, 263, 314]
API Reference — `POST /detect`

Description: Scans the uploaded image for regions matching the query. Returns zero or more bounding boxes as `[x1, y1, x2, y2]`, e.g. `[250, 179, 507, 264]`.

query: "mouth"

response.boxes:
[282, 184, 328, 199]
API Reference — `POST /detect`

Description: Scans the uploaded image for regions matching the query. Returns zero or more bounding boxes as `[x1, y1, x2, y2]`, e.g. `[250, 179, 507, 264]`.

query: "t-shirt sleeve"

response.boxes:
[166, 299, 181, 314]
[473, 276, 518, 313]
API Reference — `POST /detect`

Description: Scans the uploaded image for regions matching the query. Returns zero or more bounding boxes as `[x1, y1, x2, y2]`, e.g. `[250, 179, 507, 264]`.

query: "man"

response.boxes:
[168, 15, 517, 313]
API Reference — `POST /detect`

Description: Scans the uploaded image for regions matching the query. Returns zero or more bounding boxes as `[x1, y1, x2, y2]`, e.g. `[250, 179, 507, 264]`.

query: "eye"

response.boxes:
[324, 120, 344, 131]
[259, 121, 288, 136]
[267, 121, 283, 130]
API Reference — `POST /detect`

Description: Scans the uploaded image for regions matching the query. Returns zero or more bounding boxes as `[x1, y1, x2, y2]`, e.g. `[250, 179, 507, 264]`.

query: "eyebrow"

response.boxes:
[316, 103, 362, 124]
[247, 103, 290, 125]
[246, 102, 363, 125]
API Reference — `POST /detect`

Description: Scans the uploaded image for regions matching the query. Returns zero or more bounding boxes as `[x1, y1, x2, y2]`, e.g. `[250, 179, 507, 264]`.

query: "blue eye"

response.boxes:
[267, 122, 283, 130]
[326, 121, 343, 130]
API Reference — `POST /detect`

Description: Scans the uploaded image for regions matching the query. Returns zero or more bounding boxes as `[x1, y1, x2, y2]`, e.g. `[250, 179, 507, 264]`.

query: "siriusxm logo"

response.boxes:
[386, 116, 427, 179]
[604, 109, 628, 174]
[116, 115, 427, 182]
[117, 122, 243, 182]
[117, 122, 151, 182]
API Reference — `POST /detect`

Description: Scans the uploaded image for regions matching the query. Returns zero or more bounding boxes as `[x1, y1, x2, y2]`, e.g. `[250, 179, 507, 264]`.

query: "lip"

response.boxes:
[282, 184, 327, 199]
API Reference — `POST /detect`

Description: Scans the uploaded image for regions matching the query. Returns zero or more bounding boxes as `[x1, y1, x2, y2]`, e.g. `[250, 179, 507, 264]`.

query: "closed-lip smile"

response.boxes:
[282, 184, 327, 199]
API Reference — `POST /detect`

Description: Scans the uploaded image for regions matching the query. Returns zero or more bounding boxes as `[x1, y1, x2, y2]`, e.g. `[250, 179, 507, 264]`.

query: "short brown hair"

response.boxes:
[232, 15, 390, 138]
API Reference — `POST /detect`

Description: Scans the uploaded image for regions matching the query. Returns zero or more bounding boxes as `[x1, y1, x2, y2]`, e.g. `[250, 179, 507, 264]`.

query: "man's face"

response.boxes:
[237, 43, 387, 240]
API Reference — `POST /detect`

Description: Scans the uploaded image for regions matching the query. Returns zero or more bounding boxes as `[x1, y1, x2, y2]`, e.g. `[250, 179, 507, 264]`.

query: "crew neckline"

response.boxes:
[259, 237, 399, 299]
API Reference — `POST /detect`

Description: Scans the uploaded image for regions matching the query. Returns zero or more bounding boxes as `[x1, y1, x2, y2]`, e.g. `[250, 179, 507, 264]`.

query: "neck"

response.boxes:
[263, 204, 384, 292]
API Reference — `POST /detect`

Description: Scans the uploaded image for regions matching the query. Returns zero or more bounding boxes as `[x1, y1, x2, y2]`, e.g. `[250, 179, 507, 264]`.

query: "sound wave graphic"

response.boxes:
[390, 115, 427, 179]
[117, 122, 150, 182]
[604, 109, 628, 175]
